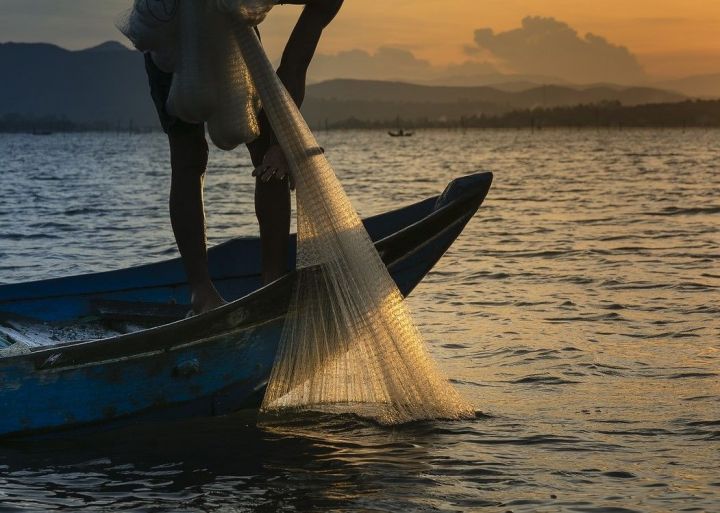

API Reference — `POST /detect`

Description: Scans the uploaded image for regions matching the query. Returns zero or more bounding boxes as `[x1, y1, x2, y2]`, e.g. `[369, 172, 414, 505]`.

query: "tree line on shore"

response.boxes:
[2, 99, 719, 133]
[325, 100, 720, 129]
[0, 113, 151, 133]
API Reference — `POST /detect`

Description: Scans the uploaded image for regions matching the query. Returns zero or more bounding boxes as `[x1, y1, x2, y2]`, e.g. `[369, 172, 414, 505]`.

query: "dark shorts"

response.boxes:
[144, 53, 205, 136]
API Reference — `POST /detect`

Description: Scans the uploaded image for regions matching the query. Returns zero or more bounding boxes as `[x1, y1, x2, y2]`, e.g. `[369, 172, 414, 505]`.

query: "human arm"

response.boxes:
[246, 0, 343, 176]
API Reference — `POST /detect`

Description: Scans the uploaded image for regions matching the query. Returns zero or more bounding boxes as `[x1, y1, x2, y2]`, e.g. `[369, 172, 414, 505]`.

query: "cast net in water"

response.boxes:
[118, 1, 474, 425]
[234, 27, 474, 425]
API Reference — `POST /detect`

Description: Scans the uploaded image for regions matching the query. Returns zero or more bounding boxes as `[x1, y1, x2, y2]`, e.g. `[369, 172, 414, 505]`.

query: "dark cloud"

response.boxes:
[473, 16, 646, 84]
[463, 44, 482, 56]
[308, 47, 498, 84]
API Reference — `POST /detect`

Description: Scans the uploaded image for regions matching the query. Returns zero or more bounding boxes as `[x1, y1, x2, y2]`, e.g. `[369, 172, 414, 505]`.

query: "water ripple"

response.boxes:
[1, 129, 718, 512]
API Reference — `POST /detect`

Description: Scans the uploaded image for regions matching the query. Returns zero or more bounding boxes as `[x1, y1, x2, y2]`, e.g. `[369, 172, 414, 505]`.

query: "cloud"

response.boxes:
[309, 47, 434, 82]
[463, 44, 482, 57]
[308, 46, 499, 84]
[472, 16, 646, 84]
[310, 18, 647, 86]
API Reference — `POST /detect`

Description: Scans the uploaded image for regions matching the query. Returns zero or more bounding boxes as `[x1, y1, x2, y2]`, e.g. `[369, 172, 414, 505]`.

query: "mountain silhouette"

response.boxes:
[656, 73, 720, 99]
[0, 41, 691, 129]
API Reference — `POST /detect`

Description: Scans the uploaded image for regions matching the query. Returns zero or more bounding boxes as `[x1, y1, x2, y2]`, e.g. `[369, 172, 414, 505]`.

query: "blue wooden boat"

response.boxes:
[0, 172, 492, 439]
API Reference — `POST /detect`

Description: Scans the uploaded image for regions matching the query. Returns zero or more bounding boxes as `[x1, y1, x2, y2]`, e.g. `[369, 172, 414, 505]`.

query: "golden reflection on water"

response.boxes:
[0, 129, 718, 511]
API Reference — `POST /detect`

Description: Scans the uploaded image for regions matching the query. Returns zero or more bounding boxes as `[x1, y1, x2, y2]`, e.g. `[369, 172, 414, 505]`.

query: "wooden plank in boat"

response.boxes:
[91, 300, 188, 324]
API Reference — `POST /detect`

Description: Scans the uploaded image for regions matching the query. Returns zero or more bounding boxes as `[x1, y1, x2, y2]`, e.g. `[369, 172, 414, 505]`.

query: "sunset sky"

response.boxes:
[1, 0, 719, 80]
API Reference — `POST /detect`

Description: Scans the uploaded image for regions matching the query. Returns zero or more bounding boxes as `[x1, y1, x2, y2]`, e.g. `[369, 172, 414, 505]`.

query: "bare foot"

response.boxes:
[190, 282, 227, 315]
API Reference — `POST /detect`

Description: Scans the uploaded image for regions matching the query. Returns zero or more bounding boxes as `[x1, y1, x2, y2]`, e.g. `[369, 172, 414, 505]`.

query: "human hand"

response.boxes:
[252, 145, 295, 190]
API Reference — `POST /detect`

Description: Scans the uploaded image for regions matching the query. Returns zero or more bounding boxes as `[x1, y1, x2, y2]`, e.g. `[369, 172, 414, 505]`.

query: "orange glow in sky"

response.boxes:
[262, 0, 720, 78]
[1, 0, 718, 80]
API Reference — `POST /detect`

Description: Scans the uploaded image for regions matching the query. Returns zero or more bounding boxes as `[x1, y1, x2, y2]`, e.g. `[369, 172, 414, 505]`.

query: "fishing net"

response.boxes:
[118, 1, 474, 425]
[234, 27, 474, 425]
[116, 0, 180, 72]
[117, 0, 266, 146]
[206, 11, 261, 150]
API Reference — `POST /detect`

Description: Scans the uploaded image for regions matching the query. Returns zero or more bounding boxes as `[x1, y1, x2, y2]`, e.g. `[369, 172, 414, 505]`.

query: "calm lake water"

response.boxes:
[0, 129, 718, 512]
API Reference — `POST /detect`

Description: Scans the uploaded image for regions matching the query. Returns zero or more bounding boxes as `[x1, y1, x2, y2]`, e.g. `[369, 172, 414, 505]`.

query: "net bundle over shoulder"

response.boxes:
[234, 26, 475, 425]
[207, 12, 261, 149]
[116, 0, 180, 72]
[117, 0, 270, 147]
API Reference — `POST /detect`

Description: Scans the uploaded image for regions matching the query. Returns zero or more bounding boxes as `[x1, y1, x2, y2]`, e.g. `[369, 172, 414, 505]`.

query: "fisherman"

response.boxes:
[144, 0, 343, 314]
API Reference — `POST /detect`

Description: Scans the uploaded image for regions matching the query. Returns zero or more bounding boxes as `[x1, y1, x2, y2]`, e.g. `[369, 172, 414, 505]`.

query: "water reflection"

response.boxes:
[0, 412, 484, 511]
[1, 129, 718, 512]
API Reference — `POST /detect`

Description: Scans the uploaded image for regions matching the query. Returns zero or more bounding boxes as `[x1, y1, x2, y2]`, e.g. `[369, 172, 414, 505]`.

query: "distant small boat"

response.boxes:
[0, 173, 493, 439]
[31, 130, 53, 136]
[388, 129, 413, 137]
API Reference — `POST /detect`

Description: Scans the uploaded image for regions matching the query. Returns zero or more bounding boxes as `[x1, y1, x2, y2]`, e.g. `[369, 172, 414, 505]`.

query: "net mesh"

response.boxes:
[207, 12, 260, 149]
[117, 0, 265, 145]
[234, 26, 474, 425]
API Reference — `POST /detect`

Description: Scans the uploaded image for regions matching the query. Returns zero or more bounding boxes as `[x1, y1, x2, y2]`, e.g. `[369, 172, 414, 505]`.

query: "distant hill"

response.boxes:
[655, 73, 720, 99]
[82, 41, 132, 53]
[0, 41, 155, 128]
[414, 73, 573, 89]
[303, 79, 686, 125]
[0, 41, 694, 129]
[323, 100, 720, 129]
[306, 79, 683, 106]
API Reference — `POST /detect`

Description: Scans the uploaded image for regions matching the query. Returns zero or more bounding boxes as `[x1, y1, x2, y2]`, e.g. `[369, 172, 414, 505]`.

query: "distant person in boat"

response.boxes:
[145, 0, 343, 314]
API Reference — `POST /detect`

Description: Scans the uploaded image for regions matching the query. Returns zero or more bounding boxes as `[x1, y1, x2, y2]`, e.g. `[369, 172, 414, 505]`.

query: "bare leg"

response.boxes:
[246, 1, 343, 283]
[255, 175, 291, 284]
[169, 130, 226, 313]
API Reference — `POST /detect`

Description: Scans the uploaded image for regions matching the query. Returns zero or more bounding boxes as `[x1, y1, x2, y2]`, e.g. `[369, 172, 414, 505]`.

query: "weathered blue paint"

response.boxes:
[0, 198, 438, 322]
[0, 173, 492, 439]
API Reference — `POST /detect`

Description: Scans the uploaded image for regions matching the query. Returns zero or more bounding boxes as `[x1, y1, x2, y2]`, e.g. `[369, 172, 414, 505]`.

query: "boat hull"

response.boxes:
[0, 172, 492, 438]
